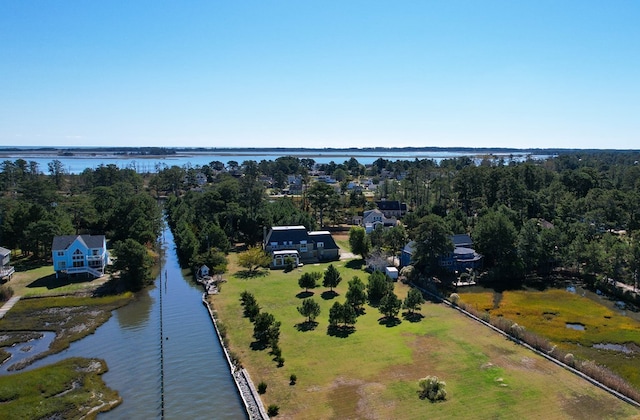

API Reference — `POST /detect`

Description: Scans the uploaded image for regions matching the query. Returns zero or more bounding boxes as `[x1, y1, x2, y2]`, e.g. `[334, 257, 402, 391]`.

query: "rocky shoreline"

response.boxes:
[201, 294, 268, 420]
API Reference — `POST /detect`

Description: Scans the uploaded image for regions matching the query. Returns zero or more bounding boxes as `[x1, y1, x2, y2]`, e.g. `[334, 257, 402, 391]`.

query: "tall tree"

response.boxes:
[403, 288, 426, 314]
[411, 214, 453, 273]
[307, 182, 339, 227]
[345, 276, 367, 312]
[298, 272, 321, 292]
[348, 226, 370, 258]
[297, 298, 321, 323]
[379, 292, 402, 319]
[322, 264, 342, 292]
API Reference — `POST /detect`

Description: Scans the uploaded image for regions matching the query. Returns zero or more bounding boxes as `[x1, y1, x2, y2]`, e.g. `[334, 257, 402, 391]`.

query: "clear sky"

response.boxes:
[1, 1, 638, 150]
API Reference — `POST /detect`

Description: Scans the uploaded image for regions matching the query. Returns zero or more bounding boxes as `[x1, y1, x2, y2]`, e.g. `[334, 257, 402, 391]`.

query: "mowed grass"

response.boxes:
[3, 265, 112, 298]
[212, 257, 640, 419]
[458, 289, 640, 389]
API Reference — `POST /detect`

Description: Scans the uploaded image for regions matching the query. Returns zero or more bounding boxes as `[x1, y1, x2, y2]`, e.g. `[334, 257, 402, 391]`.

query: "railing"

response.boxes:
[65, 266, 104, 278]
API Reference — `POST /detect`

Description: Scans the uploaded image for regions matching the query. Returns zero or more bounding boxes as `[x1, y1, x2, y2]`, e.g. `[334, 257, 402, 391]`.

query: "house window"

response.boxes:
[57, 251, 64, 257]
[92, 249, 99, 256]
[300, 241, 307, 252]
[317, 242, 324, 248]
[72, 249, 84, 268]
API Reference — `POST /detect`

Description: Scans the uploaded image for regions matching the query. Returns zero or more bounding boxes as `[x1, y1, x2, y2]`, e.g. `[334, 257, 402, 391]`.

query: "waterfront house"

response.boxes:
[52, 235, 109, 278]
[400, 234, 482, 272]
[263, 226, 340, 268]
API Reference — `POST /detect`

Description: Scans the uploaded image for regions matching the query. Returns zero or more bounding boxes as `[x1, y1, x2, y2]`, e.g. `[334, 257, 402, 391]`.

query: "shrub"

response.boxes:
[418, 376, 447, 402]
[0, 286, 14, 302]
[289, 373, 297, 385]
[267, 404, 280, 417]
[276, 356, 285, 367]
[449, 293, 459, 306]
[257, 381, 267, 394]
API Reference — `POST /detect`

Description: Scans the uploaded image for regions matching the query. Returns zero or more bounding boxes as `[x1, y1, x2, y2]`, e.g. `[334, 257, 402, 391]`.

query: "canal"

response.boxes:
[27, 225, 247, 419]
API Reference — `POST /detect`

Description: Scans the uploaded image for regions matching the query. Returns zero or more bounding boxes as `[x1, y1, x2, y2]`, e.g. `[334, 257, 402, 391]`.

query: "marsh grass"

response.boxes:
[0, 294, 132, 369]
[211, 255, 640, 419]
[459, 289, 640, 391]
[0, 357, 120, 419]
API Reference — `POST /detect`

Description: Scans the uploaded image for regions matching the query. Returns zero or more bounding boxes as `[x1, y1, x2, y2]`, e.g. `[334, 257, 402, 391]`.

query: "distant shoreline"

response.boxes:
[0, 146, 637, 159]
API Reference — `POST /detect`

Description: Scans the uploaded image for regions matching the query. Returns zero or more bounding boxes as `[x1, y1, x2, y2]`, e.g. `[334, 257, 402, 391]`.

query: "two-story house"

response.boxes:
[400, 234, 482, 272]
[52, 235, 109, 278]
[376, 200, 407, 218]
[263, 226, 340, 268]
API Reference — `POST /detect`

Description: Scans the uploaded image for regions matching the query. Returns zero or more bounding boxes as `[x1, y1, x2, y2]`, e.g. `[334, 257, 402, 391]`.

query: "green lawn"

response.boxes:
[211, 258, 640, 419]
[458, 289, 640, 390]
[3, 264, 112, 298]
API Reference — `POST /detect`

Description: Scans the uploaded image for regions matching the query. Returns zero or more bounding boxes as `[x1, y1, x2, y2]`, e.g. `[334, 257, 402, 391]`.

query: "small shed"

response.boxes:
[385, 266, 399, 280]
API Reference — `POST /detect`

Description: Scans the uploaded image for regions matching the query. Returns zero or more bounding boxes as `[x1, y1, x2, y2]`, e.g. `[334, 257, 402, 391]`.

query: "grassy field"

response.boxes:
[0, 357, 120, 419]
[212, 256, 640, 419]
[458, 289, 640, 390]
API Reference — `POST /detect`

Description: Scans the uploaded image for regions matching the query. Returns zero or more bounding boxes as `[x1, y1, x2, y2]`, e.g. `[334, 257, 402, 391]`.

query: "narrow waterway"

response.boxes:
[27, 225, 246, 419]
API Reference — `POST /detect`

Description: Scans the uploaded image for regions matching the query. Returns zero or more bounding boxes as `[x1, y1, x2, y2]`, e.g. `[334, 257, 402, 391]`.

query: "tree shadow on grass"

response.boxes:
[378, 316, 402, 327]
[235, 269, 269, 279]
[250, 340, 269, 351]
[295, 291, 314, 299]
[321, 290, 339, 300]
[27, 273, 90, 290]
[327, 325, 355, 338]
[295, 321, 319, 332]
[402, 311, 425, 323]
[345, 259, 365, 270]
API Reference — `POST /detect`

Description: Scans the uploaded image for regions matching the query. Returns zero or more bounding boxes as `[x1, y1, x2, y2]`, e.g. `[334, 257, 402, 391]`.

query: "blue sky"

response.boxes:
[1, 1, 638, 149]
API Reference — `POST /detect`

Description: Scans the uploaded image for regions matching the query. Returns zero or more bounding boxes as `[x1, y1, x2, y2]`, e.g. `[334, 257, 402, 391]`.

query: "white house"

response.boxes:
[52, 235, 109, 278]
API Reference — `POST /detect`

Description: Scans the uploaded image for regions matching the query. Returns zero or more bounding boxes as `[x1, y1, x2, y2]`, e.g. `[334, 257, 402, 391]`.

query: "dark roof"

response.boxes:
[52, 235, 106, 251]
[308, 231, 339, 250]
[265, 226, 309, 244]
[451, 234, 473, 248]
[376, 200, 406, 211]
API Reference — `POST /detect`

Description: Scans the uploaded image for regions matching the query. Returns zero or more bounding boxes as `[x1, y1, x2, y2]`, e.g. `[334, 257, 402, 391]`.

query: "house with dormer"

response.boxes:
[361, 209, 398, 233]
[263, 226, 340, 268]
[52, 235, 109, 278]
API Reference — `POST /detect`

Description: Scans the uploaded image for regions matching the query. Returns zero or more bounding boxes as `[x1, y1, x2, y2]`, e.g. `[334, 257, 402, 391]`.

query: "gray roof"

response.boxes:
[308, 231, 339, 250]
[451, 234, 473, 248]
[265, 226, 339, 251]
[265, 226, 309, 244]
[52, 235, 106, 251]
[0, 247, 10, 257]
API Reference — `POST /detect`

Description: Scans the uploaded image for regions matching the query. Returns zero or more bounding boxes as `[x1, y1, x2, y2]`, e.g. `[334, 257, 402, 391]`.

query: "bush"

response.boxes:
[267, 404, 280, 417]
[276, 356, 285, 367]
[449, 293, 459, 306]
[289, 373, 297, 385]
[0, 285, 14, 302]
[257, 381, 267, 394]
[418, 376, 447, 402]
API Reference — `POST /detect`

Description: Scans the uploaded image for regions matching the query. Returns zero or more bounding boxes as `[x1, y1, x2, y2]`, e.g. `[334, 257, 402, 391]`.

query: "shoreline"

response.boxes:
[201, 293, 268, 420]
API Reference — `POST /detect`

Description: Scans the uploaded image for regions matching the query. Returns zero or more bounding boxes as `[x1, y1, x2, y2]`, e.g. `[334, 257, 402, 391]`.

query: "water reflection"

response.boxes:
[115, 287, 154, 330]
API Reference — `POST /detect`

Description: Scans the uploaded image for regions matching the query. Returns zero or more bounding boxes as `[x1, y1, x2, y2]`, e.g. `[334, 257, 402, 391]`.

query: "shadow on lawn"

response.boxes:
[327, 324, 355, 338]
[250, 340, 269, 351]
[295, 291, 315, 299]
[402, 311, 424, 323]
[378, 316, 402, 327]
[295, 320, 319, 332]
[345, 259, 365, 270]
[27, 274, 91, 290]
[321, 290, 339, 300]
[235, 269, 269, 279]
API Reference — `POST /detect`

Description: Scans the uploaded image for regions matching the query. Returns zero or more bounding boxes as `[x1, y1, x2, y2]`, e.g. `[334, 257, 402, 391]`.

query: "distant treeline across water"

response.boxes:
[0, 147, 559, 174]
